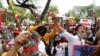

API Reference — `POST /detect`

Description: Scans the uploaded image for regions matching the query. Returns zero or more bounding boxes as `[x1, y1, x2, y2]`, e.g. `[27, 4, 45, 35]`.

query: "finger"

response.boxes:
[17, 37, 27, 45]
[20, 31, 31, 35]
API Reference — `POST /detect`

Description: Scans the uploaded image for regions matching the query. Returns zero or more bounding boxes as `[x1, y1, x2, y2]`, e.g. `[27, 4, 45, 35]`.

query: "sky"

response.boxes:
[1, 0, 100, 14]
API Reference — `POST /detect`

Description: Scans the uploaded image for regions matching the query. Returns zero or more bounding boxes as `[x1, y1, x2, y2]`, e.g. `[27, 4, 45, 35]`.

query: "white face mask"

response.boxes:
[77, 34, 84, 38]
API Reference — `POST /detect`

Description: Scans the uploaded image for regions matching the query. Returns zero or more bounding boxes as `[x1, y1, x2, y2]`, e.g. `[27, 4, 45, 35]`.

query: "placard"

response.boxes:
[73, 45, 96, 56]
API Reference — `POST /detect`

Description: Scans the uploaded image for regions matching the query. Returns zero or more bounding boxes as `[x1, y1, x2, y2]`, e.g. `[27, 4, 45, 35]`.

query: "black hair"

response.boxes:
[36, 26, 47, 35]
[53, 34, 61, 55]
[53, 34, 60, 40]
[75, 24, 83, 32]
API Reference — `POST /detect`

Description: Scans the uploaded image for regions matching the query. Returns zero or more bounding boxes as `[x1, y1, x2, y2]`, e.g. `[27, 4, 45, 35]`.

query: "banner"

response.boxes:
[73, 45, 96, 56]
[0, 11, 2, 29]
[80, 19, 92, 28]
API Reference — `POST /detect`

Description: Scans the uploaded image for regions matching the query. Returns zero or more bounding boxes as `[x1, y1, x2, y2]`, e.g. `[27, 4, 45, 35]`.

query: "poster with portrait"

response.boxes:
[72, 45, 96, 56]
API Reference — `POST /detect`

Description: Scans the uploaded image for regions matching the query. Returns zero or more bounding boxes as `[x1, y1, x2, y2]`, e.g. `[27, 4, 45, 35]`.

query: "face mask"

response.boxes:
[54, 40, 60, 46]
[77, 34, 84, 38]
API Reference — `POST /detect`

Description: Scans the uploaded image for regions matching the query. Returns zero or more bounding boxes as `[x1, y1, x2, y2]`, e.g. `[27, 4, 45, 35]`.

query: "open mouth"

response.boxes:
[82, 31, 84, 33]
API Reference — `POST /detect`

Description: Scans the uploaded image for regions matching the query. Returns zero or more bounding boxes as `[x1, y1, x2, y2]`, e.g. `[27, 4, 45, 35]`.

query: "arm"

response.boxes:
[47, 25, 57, 38]
[6, 47, 18, 56]
[27, 26, 38, 33]
[51, 47, 54, 55]
[52, 17, 75, 42]
[7, 32, 30, 56]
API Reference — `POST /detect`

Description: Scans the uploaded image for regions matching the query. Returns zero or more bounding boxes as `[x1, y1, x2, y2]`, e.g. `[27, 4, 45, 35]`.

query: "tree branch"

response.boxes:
[16, 0, 22, 4]
[39, 0, 51, 22]
[22, 0, 29, 4]
[7, 0, 10, 5]
[28, 7, 35, 15]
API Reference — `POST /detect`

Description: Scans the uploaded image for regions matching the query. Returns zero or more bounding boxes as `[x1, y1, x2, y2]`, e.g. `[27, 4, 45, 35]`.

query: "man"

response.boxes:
[28, 23, 57, 55]
[28, 24, 57, 45]
[2, 31, 47, 56]
[52, 17, 91, 56]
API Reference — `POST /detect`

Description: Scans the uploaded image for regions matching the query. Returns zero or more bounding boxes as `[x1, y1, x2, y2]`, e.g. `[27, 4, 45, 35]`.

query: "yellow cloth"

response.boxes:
[1, 52, 18, 56]
[28, 25, 57, 45]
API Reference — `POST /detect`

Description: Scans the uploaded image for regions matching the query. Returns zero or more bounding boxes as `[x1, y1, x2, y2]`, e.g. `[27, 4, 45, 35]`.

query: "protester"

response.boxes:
[2, 32, 47, 56]
[87, 28, 100, 45]
[52, 16, 92, 56]
[51, 34, 67, 56]
[28, 23, 57, 55]
[91, 39, 100, 56]
[28, 24, 57, 45]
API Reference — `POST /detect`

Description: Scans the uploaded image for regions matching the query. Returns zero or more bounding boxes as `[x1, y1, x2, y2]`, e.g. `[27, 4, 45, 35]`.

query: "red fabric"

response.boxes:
[0, 11, 2, 29]
[61, 38, 68, 43]
[23, 45, 38, 52]
[13, 30, 19, 37]
[13, 30, 19, 34]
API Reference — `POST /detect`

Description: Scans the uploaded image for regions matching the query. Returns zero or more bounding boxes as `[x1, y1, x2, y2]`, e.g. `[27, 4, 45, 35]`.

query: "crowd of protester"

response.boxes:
[0, 13, 100, 56]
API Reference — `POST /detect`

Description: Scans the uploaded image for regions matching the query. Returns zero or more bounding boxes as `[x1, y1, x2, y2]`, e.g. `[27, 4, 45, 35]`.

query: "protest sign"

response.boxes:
[73, 45, 96, 56]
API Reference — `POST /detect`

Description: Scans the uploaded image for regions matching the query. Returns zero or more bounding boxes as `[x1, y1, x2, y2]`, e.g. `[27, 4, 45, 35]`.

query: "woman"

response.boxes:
[51, 34, 67, 56]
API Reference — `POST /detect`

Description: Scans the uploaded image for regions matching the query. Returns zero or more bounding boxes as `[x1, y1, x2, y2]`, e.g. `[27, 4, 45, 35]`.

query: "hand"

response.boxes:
[14, 31, 31, 51]
[52, 17, 59, 24]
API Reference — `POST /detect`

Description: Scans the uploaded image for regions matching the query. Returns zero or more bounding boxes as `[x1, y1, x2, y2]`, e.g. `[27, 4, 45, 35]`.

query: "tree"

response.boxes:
[6, 0, 51, 22]
[48, 5, 58, 12]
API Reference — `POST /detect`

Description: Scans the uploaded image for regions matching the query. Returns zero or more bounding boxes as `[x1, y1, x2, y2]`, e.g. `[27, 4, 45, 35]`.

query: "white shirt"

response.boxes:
[38, 40, 46, 53]
[61, 31, 85, 56]
[51, 43, 67, 56]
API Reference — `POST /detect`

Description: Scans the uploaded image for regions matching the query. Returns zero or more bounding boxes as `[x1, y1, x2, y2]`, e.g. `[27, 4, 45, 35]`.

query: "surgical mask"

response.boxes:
[77, 34, 84, 38]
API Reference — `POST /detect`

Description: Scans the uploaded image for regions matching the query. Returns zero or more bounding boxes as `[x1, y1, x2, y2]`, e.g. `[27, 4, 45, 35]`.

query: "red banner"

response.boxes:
[0, 11, 2, 29]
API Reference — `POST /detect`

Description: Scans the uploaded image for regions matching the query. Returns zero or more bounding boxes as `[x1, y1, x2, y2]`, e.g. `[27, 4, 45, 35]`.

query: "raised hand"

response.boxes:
[14, 31, 31, 51]
[52, 17, 59, 24]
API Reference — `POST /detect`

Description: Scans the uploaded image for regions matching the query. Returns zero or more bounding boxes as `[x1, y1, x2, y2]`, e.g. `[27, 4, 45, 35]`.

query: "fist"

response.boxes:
[14, 31, 31, 49]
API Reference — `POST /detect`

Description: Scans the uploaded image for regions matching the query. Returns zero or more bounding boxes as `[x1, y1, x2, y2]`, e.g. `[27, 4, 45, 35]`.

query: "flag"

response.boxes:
[0, 11, 2, 29]
[8, 0, 21, 17]
[9, 0, 15, 14]
[15, 11, 21, 16]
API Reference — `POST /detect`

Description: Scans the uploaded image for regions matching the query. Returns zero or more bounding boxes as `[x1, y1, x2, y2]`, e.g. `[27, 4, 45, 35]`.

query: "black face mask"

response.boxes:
[54, 40, 60, 46]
